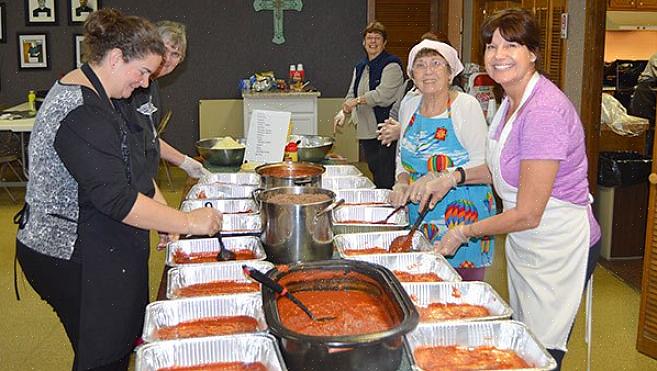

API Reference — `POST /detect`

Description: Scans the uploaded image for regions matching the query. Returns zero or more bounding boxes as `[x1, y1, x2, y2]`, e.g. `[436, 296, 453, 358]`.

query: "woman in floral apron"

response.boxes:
[390, 40, 495, 281]
[434, 10, 601, 370]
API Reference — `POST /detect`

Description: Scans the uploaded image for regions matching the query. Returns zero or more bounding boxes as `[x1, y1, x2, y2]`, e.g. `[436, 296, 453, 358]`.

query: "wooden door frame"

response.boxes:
[581, 1, 605, 195]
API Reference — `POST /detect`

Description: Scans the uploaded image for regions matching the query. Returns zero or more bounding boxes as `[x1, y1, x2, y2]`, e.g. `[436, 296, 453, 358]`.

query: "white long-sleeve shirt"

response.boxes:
[345, 63, 404, 139]
[395, 92, 488, 178]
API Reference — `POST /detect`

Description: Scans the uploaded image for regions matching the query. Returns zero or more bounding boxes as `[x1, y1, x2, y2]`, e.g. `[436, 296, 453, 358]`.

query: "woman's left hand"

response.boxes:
[434, 225, 469, 257]
[157, 232, 178, 250]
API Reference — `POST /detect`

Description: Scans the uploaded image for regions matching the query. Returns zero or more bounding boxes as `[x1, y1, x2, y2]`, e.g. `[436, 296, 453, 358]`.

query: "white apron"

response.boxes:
[487, 73, 590, 351]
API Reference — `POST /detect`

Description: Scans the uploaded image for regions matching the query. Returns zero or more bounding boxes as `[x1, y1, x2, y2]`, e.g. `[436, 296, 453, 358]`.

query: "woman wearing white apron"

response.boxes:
[432, 9, 601, 370]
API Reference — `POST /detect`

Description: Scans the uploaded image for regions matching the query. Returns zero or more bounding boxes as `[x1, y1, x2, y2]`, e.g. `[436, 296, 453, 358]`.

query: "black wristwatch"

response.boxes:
[455, 167, 466, 185]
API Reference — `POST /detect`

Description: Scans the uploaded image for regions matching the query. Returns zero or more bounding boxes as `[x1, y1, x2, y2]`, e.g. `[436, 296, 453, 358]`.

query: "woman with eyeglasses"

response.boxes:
[333, 21, 404, 189]
[118, 21, 209, 184]
[389, 40, 495, 281]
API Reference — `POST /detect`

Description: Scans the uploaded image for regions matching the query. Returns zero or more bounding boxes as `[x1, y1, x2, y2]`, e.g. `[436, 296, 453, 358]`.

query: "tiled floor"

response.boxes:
[3, 168, 657, 370]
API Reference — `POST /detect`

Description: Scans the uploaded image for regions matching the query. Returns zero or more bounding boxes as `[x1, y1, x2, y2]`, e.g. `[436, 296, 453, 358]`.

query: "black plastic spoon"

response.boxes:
[215, 234, 236, 261]
[242, 265, 335, 322]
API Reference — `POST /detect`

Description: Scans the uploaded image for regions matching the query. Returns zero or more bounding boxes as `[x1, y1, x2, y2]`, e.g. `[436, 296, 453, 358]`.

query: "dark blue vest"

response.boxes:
[353, 51, 403, 124]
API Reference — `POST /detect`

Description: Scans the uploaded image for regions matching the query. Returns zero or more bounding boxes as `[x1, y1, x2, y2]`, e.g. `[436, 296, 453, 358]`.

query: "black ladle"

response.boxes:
[215, 234, 236, 261]
[242, 265, 335, 322]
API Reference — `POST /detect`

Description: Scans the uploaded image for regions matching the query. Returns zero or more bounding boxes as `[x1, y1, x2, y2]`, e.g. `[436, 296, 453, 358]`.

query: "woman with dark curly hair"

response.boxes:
[15, 8, 221, 370]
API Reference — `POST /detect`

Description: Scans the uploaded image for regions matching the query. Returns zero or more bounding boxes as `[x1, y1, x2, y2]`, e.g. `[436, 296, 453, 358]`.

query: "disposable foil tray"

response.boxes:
[321, 176, 375, 191]
[401, 282, 512, 323]
[166, 236, 266, 267]
[343, 252, 461, 282]
[405, 320, 556, 371]
[186, 183, 258, 200]
[336, 189, 392, 206]
[221, 213, 262, 235]
[142, 293, 267, 342]
[334, 230, 433, 256]
[167, 260, 274, 299]
[198, 172, 260, 185]
[180, 199, 258, 214]
[332, 206, 408, 234]
[135, 333, 287, 371]
[323, 164, 363, 177]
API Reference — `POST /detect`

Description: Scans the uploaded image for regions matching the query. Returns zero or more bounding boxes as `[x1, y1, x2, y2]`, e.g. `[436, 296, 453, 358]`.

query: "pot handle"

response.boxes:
[315, 198, 345, 219]
[251, 188, 264, 210]
[293, 177, 314, 185]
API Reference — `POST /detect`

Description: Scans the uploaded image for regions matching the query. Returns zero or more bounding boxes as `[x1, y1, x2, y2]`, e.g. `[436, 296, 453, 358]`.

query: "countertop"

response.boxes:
[242, 91, 321, 98]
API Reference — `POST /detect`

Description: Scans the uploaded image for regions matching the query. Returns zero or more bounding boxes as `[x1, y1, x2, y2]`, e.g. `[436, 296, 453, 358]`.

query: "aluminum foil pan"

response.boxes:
[336, 189, 392, 206]
[186, 183, 259, 200]
[166, 236, 266, 267]
[332, 206, 408, 234]
[221, 213, 262, 235]
[334, 230, 433, 256]
[401, 282, 512, 323]
[167, 260, 274, 299]
[405, 320, 557, 371]
[321, 176, 376, 191]
[198, 172, 260, 185]
[323, 165, 362, 177]
[180, 199, 258, 214]
[142, 293, 267, 342]
[343, 252, 461, 282]
[136, 333, 287, 371]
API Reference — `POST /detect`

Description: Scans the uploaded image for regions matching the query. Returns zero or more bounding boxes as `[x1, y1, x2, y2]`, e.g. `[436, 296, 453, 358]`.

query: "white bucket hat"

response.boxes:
[407, 39, 464, 82]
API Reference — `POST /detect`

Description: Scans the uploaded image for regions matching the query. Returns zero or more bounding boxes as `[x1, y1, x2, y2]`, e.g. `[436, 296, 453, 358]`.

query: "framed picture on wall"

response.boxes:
[25, 0, 58, 25]
[0, 3, 7, 43]
[18, 33, 49, 69]
[74, 34, 84, 68]
[68, 0, 100, 25]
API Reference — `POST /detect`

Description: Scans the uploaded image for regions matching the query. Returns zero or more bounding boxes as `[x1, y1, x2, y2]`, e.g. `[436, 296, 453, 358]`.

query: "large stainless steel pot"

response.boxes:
[255, 161, 325, 189]
[256, 187, 340, 264]
[262, 260, 419, 371]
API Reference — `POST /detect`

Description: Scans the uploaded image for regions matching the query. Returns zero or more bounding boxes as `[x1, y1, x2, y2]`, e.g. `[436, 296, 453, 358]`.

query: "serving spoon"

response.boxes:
[389, 201, 431, 253]
[242, 265, 335, 322]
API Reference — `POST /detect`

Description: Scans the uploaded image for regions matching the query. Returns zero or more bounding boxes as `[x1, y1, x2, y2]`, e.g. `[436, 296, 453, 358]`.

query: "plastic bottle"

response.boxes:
[284, 141, 298, 162]
[289, 65, 296, 84]
[297, 63, 304, 81]
[27, 90, 36, 113]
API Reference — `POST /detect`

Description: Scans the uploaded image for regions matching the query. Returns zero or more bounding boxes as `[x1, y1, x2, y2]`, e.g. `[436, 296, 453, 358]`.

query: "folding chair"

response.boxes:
[0, 131, 26, 203]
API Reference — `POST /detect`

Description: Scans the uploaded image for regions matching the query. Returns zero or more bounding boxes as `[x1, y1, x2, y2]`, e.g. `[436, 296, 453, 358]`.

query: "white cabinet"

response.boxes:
[242, 91, 320, 136]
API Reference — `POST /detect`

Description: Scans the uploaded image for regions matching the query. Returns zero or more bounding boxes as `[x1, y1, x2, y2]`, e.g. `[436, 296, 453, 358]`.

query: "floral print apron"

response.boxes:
[399, 98, 496, 268]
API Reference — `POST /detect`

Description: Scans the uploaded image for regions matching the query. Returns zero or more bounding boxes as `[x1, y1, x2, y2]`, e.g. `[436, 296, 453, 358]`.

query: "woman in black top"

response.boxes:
[15, 9, 222, 370]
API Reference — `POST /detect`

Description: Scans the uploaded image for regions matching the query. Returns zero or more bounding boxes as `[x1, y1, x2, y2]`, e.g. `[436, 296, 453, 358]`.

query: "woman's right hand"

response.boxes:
[389, 182, 410, 207]
[377, 118, 401, 146]
[186, 208, 223, 236]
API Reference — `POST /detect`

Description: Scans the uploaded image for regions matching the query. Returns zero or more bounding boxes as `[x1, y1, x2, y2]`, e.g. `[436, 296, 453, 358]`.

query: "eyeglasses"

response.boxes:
[413, 59, 448, 72]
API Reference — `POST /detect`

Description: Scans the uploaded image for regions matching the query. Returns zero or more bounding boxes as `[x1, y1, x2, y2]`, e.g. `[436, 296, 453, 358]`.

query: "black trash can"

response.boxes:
[598, 151, 652, 187]
[597, 151, 651, 260]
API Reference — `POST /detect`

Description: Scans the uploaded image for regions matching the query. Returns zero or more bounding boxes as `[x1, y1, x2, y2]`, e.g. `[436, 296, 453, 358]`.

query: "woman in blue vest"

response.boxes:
[334, 21, 404, 189]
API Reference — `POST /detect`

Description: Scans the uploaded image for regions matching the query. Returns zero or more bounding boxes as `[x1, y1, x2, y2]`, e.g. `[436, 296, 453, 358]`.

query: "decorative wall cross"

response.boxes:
[253, 0, 303, 45]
